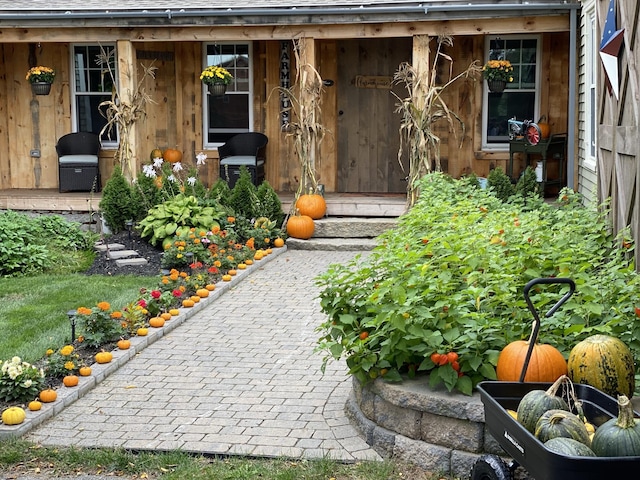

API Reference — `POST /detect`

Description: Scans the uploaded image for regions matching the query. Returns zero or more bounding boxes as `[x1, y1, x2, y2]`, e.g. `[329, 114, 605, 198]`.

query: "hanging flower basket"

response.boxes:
[487, 80, 506, 94]
[31, 82, 52, 96]
[208, 83, 227, 97]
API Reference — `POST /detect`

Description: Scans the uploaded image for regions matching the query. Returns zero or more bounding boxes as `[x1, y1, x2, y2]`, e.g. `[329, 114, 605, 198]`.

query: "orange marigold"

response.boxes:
[212, 225, 221, 234]
[97, 301, 111, 311]
[76, 307, 92, 315]
[110, 311, 123, 319]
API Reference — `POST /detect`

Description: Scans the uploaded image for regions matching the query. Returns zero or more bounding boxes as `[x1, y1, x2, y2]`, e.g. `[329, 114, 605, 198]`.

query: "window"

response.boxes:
[71, 44, 117, 145]
[203, 43, 252, 146]
[483, 36, 540, 148]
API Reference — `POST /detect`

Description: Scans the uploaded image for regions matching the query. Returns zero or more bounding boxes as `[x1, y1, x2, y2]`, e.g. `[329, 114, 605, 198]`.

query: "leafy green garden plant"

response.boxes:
[44, 345, 83, 379]
[0, 357, 45, 403]
[316, 173, 640, 395]
[75, 302, 126, 348]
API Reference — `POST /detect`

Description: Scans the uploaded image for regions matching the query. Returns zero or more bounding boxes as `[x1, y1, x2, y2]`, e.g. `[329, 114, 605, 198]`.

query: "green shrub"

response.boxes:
[99, 165, 136, 233]
[228, 166, 259, 218]
[256, 181, 285, 226]
[208, 179, 232, 208]
[487, 166, 515, 202]
[515, 166, 541, 199]
[316, 173, 640, 395]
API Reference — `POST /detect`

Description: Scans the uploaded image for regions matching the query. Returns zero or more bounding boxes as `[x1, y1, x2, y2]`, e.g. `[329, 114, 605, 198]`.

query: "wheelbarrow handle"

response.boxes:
[519, 277, 576, 382]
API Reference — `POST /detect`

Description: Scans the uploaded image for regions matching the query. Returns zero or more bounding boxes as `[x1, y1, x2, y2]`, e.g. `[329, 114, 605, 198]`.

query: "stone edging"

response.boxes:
[345, 376, 506, 479]
[0, 246, 288, 440]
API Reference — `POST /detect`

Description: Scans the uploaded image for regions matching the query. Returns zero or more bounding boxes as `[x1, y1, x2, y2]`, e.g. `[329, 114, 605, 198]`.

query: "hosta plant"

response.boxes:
[316, 172, 640, 395]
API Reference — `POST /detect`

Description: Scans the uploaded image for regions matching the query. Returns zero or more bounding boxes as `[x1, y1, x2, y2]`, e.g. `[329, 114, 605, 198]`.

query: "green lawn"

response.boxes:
[0, 273, 156, 363]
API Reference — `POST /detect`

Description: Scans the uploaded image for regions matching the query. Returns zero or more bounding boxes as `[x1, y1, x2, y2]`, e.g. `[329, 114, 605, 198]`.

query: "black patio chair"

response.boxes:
[218, 132, 268, 187]
[56, 132, 101, 192]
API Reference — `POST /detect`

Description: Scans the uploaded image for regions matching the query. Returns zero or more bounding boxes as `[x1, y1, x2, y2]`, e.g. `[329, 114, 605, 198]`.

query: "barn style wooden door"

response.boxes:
[597, 0, 640, 265]
[336, 38, 411, 193]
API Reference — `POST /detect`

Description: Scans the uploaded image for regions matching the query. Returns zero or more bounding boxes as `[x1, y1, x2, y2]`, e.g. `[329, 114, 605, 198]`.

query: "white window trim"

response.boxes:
[583, 4, 598, 172]
[202, 41, 254, 150]
[70, 43, 118, 148]
[481, 34, 542, 151]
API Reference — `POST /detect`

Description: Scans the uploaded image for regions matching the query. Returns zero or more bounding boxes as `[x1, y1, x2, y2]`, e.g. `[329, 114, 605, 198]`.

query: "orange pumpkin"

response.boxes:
[160, 312, 173, 321]
[496, 340, 567, 382]
[190, 295, 201, 303]
[39, 389, 58, 403]
[296, 193, 327, 219]
[286, 214, 315, 240]
[63, 375, 79, 387]
[182, 298, 195, 308]
[196, 288, 210, 298]
[149, 316, 165, 328]
[228, 269, 237, 276]
[274, 237, 285, 248]
[137, 327, 149, 337]
[79, 366, 92, 376]
[205, 284, 216, 291]
[117, 339, 131, 350]
[222, 274, 232, 282]
[28, 400, 42, 411]
[163, 148, 183, 163]
[537, 116, 551, 139]
[169, 308, 181, 316]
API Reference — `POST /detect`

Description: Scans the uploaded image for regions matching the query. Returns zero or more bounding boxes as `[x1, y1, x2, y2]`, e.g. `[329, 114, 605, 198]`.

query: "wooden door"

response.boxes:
[336, 38, 411, 193]
[597, 0, 640, 266]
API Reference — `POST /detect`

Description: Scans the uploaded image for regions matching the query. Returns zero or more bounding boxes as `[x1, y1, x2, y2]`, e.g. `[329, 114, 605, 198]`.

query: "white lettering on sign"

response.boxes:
[354, 75, 393, 89]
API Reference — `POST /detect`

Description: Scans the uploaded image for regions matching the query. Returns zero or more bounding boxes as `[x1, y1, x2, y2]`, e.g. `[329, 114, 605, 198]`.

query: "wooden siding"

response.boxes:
[0, 22, 572, 194]
[597, 0, 640, 265]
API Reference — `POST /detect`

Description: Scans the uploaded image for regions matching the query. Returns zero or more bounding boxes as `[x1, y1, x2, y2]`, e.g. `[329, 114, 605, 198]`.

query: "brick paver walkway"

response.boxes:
[25, 249, 380, 462]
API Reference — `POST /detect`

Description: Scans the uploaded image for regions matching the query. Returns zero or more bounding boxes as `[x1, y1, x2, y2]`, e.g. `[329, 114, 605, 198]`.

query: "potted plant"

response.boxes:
[200, 65, 233, 96]
[482, 59, 514, 93]
[26, 66, 55, 95]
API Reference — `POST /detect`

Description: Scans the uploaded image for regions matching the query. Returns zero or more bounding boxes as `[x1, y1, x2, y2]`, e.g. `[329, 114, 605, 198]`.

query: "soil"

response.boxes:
[85, 230, 165, 277]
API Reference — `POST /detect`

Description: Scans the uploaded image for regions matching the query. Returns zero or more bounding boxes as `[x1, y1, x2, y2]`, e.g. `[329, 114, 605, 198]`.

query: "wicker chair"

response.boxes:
[218, 132, 268, 187]
[56, 132, 101, 192]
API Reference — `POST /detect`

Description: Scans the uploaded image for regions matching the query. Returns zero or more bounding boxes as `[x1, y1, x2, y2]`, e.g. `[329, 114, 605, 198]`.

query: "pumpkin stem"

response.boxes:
[545, 374, 584, 417]
[616, 395, 636, 429]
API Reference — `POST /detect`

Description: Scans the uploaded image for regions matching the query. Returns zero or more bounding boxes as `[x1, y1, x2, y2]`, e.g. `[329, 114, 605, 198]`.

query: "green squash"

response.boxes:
[535, 409, 591, 446]
[567, 334, 635, 398]
[544, 437, 596, 457]
[591, 395, 640, 457]
[517, 375, 570, 433]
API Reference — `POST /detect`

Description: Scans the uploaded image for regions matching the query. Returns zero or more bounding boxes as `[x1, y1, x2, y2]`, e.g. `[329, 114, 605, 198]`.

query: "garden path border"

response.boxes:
[0, 246, 288, 440]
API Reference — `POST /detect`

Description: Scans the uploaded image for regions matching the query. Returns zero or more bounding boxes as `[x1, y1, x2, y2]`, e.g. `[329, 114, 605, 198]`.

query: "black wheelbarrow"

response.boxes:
[472, 278, 640, 479]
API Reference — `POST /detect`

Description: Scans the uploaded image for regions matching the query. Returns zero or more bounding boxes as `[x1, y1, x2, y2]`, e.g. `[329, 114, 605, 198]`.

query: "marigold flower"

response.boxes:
[77, 307, 92, 315]
[60, 345, 74, 356]
[64, 361, 75, 370]
[179, 285, 186, 293]
[179, 272, 188, 278]
[46, 349, 54, 356]
[111, 311, 123, 319]
[97, 301, 111, 311]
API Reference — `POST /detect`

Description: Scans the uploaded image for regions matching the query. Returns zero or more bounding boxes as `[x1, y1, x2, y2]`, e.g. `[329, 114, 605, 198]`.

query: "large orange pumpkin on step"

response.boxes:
[496, 340, 567, 382]
[296, 194, 326, 219]
[163, 148, 183, 163]
[286, 214, 315, 240]
[537, 116, 551, 139]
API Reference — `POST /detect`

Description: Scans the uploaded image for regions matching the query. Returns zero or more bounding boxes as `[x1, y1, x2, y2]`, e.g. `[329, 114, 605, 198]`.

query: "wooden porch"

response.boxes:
[0, 189, 406, 218]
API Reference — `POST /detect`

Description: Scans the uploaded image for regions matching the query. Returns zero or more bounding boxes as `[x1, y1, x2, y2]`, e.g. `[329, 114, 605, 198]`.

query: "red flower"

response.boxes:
[138, 299, 147, 308]
[208, 266, 219, 274]
[172, 289, 182, 298]
[151, 290, 162, 299]
[635, 307, 640, 318]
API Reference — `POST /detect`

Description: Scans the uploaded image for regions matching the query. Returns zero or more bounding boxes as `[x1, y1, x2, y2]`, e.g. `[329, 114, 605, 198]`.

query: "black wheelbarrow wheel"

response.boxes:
[470, 454, 514, 480]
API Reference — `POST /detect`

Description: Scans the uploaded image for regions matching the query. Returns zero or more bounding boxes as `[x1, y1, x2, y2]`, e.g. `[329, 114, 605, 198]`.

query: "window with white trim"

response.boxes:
[203, 43, 253, 146]
[71, 44, 117, 145]
[483, 36, 540, 148]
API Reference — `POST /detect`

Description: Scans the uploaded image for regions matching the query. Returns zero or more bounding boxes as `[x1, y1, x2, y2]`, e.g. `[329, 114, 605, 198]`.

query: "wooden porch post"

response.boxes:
[116, 39, 138, 181]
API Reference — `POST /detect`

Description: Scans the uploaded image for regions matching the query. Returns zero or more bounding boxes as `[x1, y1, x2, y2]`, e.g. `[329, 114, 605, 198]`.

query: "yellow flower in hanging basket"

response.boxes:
[482, 60, 514, 83]
[26, 66, 56, 84]
[200, 65, 233, 86]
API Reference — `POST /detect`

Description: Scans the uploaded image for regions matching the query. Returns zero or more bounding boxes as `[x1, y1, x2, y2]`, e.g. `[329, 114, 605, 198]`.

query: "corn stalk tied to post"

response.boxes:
[97, 47, 157, 181]
[393, 35, 481, 210]
[272, 38, 326, 217]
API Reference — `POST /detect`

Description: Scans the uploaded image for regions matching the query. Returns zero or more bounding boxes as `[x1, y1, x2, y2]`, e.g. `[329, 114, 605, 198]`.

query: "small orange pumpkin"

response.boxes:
[496, 340, 567, 382]
[63, 375, 79, 387]
[95, 351, 113, 364]
[537, 116, 551, 139]
[169, 308, 181, 316]
[160, 312, 173, 321]
[39, 389, 58, 403]
[163, 147, 183, 163]
[190, 295, 201, 303]
[182, 298, 195, 308]
[245, 259, 254, 265]
[137, 327, 149, 336]
[222, 274, 232, 282]
[205, 284, 216, 291]
[274, 237, 285, 248]
[117, 339, 131, 350]
[286, 214, 315, 240]
[296, 193, 327, 219]
[237, 263, 247, 270]
[196, 288, 210, 298]
[79, 366, 92, 377]
[149, 316, 165, 328]
[228, 269, 237, 276]
[28, 400, 42, 411]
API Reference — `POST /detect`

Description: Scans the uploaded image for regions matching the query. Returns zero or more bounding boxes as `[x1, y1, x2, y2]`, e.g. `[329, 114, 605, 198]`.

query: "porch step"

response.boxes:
[286, 216, 398, 251]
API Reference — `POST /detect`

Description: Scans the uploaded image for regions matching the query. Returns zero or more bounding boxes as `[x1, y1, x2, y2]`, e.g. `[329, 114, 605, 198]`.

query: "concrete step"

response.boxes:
[286, 216, 397, 251]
